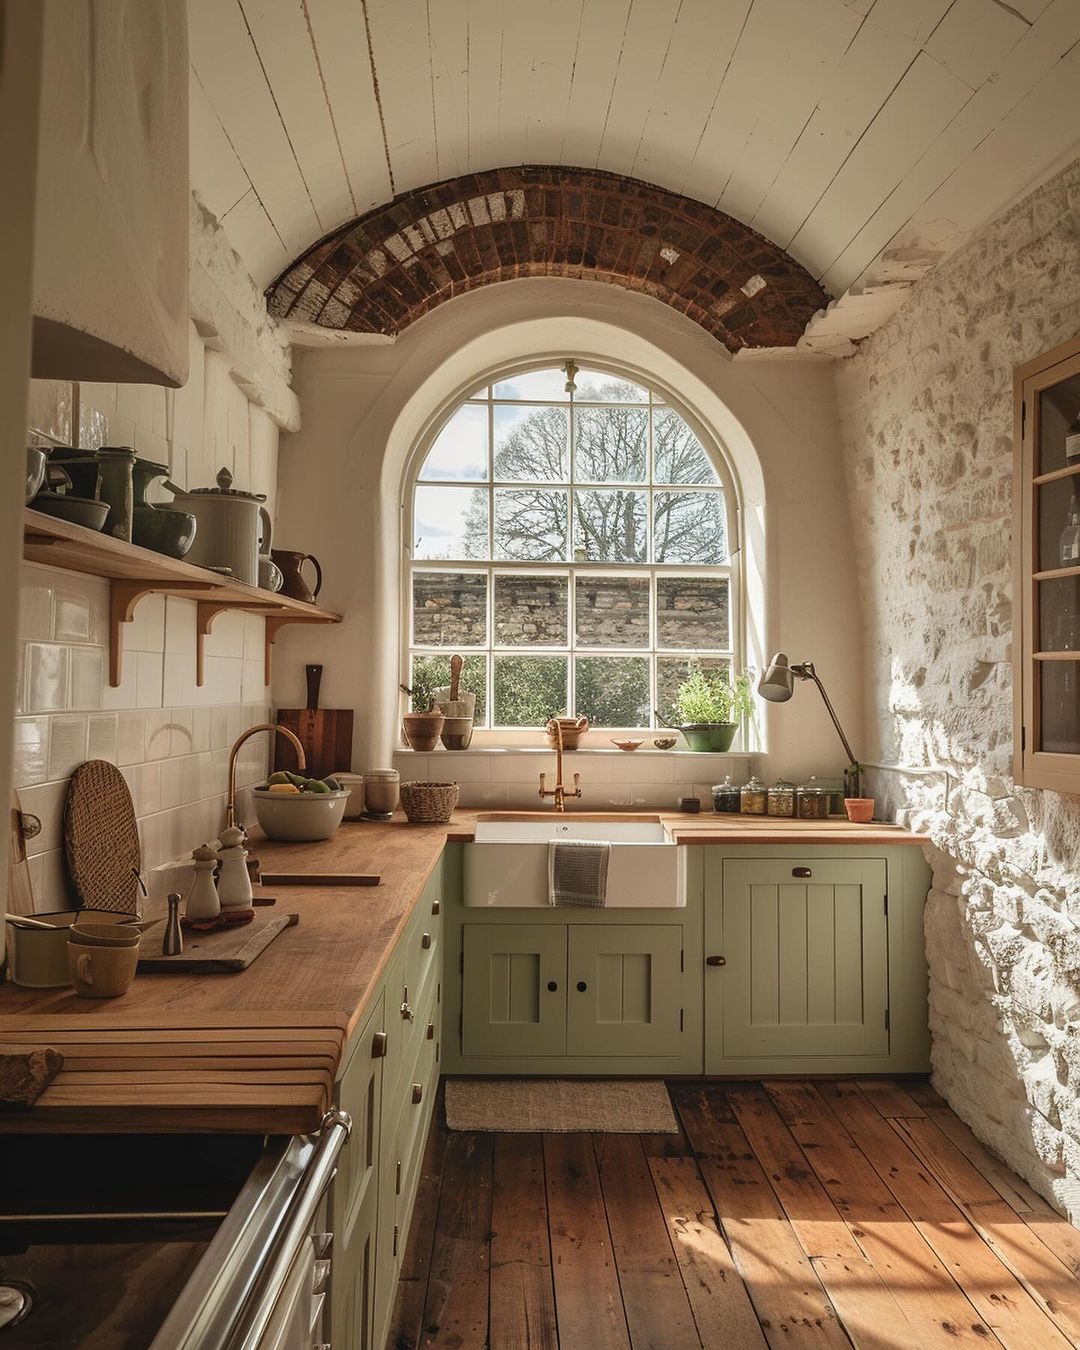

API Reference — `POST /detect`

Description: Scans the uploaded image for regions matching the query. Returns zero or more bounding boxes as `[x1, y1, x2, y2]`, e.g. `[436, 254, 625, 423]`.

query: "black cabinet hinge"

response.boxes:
[680, 948, 684, 973]
[679, 1008, 684, 1032]
[883, 893, 888, 916]
[885, 1007, 890, 1031]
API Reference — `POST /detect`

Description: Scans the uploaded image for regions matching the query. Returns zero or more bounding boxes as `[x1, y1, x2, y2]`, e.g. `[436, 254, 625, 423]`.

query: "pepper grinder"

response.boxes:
[217, 824, 255, 926]
[185, 843, 221, 928]
[162, 893, 183, 956]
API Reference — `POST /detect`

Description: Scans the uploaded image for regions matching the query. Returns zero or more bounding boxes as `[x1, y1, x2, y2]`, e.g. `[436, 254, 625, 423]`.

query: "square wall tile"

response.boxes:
[54, 588, 92, 643]
[20, 577, 53, 641]
[69, 647, 104, 710]
[13, 718, 49, 787]
[47, 714, 87, 781]
[26, 644, 69, 713]
[117, 711, 146, 765]
[87, 713, 119, 762]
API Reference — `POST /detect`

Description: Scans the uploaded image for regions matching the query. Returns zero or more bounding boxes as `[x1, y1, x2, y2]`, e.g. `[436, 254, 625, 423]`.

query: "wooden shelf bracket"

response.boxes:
[265, 615, 332, 686]
[109, 581, 215, 688]
[196, 601, 285, 687]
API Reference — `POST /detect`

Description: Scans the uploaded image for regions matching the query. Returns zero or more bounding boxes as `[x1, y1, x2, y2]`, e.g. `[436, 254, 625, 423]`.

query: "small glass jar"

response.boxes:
[711, 776, 741, 813]
[796, 776, 829, 820]
[740, 776, 767, 815]
[766, 779, 796, 817]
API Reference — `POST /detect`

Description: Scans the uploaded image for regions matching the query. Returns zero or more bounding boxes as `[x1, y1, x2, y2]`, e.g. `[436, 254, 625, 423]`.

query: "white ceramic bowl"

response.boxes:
[251, 788, 350, 842]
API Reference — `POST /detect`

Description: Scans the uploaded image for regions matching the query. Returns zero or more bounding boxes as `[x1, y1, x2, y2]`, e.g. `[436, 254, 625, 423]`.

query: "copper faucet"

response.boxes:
[539, 719, 581, 812]
[226, 723, 306, 829]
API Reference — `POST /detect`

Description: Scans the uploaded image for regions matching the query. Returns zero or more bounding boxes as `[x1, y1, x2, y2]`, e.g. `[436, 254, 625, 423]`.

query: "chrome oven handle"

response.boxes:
[230, 1108, 351, 1350]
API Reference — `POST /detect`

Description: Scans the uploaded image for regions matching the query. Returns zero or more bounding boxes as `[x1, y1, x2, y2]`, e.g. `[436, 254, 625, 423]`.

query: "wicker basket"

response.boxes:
[399, 781, 459, 824]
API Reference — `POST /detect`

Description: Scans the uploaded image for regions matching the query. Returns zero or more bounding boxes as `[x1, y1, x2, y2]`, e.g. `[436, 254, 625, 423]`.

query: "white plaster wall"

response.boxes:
[273, 279, 863, 787]
[835, 156, 1080, 1220]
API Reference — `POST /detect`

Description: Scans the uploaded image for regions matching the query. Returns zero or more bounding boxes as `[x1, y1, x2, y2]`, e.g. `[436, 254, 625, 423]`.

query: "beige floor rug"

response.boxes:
[444, 1078, 678, 1133]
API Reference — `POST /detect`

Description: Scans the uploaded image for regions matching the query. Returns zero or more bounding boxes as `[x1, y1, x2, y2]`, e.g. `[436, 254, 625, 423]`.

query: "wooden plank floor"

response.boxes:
[386, 1080, 1080, 1349]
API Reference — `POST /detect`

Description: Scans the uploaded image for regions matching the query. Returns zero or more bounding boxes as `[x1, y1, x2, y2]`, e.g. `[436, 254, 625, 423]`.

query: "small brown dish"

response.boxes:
[652, 737, 677, 750]
[610, 738, 644, 751]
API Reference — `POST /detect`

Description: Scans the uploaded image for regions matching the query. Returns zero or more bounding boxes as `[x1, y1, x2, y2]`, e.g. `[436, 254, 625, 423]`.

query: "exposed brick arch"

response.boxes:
[266, 167, 827, 351]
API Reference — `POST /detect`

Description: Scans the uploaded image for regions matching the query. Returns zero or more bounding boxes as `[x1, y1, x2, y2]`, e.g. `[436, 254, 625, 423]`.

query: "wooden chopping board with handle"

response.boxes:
[8, 791, 39, 918]
[274, 664, 354, 781]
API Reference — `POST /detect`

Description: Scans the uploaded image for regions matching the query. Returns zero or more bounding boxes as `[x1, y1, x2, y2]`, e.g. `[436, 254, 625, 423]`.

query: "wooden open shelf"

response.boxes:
[23, 507, 341, 687]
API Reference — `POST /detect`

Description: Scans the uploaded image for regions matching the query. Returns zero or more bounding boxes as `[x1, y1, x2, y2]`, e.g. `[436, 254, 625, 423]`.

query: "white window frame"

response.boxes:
[401, 359, 747, 746]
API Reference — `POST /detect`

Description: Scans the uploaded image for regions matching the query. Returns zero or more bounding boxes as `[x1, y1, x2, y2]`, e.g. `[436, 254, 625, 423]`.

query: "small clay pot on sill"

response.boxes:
[403, 711, 445, 752]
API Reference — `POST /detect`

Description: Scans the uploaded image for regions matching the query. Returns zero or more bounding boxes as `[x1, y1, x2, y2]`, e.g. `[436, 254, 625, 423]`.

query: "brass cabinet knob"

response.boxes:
[431, 898, 440, 915]
[421, 932, 432, 949]
[426, 1022, 435, 1040]
[371, 1030, 388, 1058]
[705, 955, 726, 966]
[792, 866, 812, 877]
[411, 1082, 423, 1105]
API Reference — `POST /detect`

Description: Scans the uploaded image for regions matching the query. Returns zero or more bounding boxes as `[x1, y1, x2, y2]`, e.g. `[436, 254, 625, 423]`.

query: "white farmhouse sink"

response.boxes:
[465, 814, 686, 907]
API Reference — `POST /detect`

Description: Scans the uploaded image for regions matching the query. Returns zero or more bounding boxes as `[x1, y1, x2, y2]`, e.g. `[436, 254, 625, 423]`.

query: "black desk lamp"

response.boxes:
[757, 653, 860, 797]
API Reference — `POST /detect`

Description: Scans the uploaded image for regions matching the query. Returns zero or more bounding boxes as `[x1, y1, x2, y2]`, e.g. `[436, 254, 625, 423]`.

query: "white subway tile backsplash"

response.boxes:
[19, 781, 68, 856]
[456, 783, 510, 809]
[54, 588, 92, 644]
[47, 714, 87, 781]
[160, 758, 185, 811]
[137, 652, 164, 708]
[170, 708, 194, 757]
[145, 709, 171, 761]
[20, 580, 53, 641]
[609, 752, 674, 783]
[26, 644, 69, 713]
[117, 710, 146, 765]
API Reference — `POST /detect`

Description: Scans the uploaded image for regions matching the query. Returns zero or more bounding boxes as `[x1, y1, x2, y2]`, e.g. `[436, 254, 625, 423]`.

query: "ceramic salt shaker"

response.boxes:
[185, 843, 221, 925]
[217, 824, 255, 925]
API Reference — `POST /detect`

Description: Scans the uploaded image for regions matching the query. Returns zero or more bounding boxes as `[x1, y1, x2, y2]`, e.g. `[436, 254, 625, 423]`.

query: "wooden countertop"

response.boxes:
[0, 816, 457, 1135]
[0, 809, 925, 1135]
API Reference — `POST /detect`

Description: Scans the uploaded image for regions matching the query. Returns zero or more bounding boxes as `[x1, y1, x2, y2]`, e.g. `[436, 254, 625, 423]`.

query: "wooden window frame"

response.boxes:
[1013, 334, 1080, 790]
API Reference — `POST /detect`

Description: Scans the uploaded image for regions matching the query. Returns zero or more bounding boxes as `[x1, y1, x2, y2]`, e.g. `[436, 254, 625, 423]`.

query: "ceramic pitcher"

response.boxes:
[272, 550, 323, 604]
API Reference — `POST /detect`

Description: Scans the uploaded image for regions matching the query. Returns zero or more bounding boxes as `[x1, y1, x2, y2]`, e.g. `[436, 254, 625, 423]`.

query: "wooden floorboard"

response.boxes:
[489, 1133, 558, 1350]
[389, 1079, 1080, 1350]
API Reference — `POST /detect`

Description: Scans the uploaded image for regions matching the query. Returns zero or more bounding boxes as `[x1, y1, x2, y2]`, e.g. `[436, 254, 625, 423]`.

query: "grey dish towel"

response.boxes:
[548, 840, 610, 907]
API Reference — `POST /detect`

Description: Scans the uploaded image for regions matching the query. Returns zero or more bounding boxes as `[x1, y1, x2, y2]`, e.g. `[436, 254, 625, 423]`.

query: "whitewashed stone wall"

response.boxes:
[835, 158, 1080, 1221]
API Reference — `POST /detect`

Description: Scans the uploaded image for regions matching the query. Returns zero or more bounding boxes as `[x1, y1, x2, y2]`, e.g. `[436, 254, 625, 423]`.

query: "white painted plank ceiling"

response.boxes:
[189, 0, 1080, 337]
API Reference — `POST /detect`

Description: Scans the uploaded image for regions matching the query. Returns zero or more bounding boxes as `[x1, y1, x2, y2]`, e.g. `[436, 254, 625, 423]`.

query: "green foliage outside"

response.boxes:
[410, 655, 487, 724]
[494, 655, 567, 727]
[672, 665, 755, 725]
[575, 657, 650, 727]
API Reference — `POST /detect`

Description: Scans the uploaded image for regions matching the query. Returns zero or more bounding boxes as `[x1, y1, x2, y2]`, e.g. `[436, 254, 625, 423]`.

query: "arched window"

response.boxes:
[405, 362, 741, 735]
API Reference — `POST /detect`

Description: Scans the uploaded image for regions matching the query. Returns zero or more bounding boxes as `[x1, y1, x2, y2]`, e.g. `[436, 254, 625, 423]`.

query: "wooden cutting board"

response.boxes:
[274, 708, 354, 781]
[136, 913, 298, 974]
[8, 791, 36, 918]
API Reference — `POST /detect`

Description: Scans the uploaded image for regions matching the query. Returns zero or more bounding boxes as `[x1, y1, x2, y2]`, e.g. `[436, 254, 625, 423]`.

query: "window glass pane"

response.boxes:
[420, 405, 488, 481]
[494, 405, 569, 480]
[1038, 477, 1080, 571]
[576, 656, 649, 727]
[573, 371, 649, 403]
[654, 491, 727, 563]
[653, 408, 717, 483]
[494, 574, 568, 646]
[410, 654, 487, 726]
[493, 368, 569, 401]
[413, 486, 488, 560]
[656, 655, 730, 723]
[412, 571, 487, 646]
[494, 655, 567, 726]
[494, 488, 568, 561]
[573, 489, 646, 562]
[656, 576, 729, 650]
[1038, 376, 1080, 475]
[575, 575, 649, 648]
[573, 405, 648, 483]
[1039, 660, 1080, 753]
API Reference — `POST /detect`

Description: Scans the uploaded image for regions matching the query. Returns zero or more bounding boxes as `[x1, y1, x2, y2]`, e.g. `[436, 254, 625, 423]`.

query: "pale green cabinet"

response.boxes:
[459, 918, 694, 1065]
[567, 924, 684, 1056]
[462, 923, 567, 1057]
[711, 858, 888, 1060]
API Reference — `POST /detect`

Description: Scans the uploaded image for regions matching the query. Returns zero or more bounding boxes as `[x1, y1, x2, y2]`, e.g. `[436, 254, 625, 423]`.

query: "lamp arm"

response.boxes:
[799, 665, 858, 769]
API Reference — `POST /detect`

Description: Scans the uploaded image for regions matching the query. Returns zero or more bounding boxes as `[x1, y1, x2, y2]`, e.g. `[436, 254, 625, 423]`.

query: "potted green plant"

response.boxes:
[659, 666, 755, 752]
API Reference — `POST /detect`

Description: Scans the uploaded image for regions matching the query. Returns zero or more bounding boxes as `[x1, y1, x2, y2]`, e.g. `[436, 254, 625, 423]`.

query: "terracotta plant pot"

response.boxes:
[844, 797, 875, 823]
[403, 711, 445, 752]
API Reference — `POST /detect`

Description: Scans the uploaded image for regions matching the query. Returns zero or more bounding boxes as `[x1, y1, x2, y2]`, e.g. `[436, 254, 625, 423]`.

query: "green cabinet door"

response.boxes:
[462, 923, 567, 1056]
[566, 924, 684, 1057]
[713, 859, 889, 1059]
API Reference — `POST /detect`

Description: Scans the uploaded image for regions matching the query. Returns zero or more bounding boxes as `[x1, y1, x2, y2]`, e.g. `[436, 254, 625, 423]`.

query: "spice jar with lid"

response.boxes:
[796, 776, 829, 819]
[711, 776, 741, 814]
[739, 776, 767, 815]
[766, 779, 796, 817]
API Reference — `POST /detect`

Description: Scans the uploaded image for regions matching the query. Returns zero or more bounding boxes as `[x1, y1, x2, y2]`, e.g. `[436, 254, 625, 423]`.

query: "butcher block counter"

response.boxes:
[0, 816, 460, 1135]
[0, 810, 926, 1135]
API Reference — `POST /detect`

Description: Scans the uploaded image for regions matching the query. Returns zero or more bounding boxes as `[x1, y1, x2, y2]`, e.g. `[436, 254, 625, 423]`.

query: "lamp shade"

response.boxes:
[758, 652, 795, 702]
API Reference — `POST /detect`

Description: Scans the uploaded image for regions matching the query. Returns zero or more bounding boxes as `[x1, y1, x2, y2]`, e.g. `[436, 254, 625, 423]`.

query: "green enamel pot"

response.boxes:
[679, 722, 738, 752]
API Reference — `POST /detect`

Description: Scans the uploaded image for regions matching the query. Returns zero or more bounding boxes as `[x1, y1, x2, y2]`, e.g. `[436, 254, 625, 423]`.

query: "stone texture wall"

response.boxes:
[834, 157, 1080, 1221]
[265, 166, 827, 351]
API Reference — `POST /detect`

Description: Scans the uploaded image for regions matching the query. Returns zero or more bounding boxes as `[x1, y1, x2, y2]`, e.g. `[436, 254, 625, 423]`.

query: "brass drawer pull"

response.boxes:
[421, 932, 432, 949]
[426, 1022, 435, 1040]
[431, 898, 440, 915]
[411, 1082, 423, 1105]
[371, 1030, 388, 1058]
[706, 955, 726, 967]
[792, 867, 812, 877]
